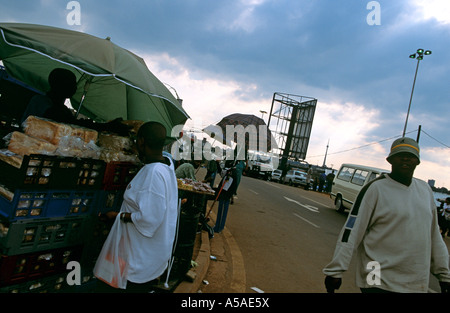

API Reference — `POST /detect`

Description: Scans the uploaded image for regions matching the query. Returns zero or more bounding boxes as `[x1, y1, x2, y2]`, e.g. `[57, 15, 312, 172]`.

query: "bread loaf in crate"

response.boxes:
[7, 131, 57, 157]
[23, 115, 98, 145]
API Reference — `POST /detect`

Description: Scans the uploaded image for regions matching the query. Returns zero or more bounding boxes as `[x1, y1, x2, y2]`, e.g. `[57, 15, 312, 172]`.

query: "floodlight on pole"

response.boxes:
[402, 49, 432, 137]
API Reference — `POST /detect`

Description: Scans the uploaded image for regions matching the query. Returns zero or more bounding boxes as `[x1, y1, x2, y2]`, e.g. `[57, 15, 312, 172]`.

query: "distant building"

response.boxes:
[428, 179, 435, 188]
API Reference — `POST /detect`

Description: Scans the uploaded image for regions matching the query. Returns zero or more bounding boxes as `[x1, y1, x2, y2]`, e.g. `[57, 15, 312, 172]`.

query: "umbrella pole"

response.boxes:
[75, 77, 92, 118]
[206, 179, 226, 219]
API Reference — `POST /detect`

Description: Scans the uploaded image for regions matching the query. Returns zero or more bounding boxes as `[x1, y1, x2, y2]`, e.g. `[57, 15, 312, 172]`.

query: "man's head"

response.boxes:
[48, 68, 77, 98]
[386, 137, 420, 179]
[193, 160, 202, 169]
[136, 121, 167, 161]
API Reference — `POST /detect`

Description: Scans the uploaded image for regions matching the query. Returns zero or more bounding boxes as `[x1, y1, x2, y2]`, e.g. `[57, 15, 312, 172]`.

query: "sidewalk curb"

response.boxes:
[174, 230, 211, 293]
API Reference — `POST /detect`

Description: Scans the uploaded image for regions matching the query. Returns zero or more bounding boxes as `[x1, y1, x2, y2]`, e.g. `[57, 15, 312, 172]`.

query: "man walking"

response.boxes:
[323, 137, 450, 293]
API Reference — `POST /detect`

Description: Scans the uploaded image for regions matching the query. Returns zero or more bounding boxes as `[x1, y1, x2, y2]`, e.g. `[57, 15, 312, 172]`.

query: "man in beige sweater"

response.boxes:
[323, 137, 450, 293]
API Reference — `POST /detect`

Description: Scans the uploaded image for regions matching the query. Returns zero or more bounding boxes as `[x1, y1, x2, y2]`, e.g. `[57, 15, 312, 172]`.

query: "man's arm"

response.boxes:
[323, 182, 378, 291]
[105, 211, 132, 223]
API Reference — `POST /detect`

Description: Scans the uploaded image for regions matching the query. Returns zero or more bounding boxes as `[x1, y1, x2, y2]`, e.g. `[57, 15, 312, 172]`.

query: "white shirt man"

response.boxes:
[94, 122, 179, 291]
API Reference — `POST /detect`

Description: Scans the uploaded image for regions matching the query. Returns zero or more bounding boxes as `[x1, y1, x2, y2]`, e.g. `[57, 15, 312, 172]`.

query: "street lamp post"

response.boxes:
[402, 49, 432, 137]
[260, 110, 267, 120]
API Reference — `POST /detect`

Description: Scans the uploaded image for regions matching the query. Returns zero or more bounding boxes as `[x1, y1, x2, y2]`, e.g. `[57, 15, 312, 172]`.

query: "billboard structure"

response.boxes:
[267, 92, 317, 170]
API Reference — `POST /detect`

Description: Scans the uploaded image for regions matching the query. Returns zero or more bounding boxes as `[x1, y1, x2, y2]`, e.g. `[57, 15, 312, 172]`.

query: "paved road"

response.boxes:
[200, 171, 450, 293]
[224, 175, 359, 293]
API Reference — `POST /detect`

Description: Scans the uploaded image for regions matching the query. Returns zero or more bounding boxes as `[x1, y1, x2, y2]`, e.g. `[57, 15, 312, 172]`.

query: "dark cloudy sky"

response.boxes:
[1, 0, 449, 187]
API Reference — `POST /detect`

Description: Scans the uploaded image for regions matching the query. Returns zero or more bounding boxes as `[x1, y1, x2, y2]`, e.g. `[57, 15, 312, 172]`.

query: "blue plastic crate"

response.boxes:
[0, 189, 99, 221]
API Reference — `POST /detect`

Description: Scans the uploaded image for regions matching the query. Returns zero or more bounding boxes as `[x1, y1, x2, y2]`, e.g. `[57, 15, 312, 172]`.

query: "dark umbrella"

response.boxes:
[211, 113, 277, 153]
[204, 113, 277, 219]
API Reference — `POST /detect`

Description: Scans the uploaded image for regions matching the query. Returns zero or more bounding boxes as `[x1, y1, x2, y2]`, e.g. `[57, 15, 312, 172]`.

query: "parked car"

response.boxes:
[270, 169, 283, 182]
[330, 163, 387, 212]
[282, 169, 307, 187]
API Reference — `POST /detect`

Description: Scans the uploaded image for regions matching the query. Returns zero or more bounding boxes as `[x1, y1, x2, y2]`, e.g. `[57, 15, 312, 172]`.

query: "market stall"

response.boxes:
[0, 22, 192, 293]
[170, 179, 214, 279]
[0, 115, 141, 292]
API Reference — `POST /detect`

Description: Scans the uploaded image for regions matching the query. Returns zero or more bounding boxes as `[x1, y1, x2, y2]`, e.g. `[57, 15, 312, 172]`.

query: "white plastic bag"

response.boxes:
[94, 214, 130, 289]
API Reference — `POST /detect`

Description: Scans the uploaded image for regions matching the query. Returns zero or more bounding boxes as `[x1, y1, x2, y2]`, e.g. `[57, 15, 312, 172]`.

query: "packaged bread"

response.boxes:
[55, 136, 101, 159]
[0, 185, 13, 202]
[7, 131, 57, 156]
[99, 149, 139, 163]
[23, 115, 98, 145]
[98, 133, 133, 152]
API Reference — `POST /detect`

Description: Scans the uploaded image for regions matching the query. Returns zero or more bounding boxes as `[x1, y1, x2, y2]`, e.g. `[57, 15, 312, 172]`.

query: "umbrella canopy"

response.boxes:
[205, 113, 277, 154]
[0, 23, 189, 133]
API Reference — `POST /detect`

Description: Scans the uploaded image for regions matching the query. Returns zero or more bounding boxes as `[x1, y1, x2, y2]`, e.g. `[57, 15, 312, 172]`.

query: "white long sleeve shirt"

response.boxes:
[123, 159, 178, 284]
[323, 174, 450, 293]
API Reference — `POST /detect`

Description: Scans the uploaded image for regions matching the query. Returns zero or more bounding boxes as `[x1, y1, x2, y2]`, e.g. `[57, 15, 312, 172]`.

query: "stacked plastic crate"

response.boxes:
[0, 153, 106, 293]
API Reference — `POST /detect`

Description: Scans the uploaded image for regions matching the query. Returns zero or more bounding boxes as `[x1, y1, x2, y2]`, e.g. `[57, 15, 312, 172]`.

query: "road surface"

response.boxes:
[198, 171, 449, 293]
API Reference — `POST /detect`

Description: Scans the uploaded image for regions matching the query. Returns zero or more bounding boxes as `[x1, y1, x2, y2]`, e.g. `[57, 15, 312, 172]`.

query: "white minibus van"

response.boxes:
[331, 164, 387, 212]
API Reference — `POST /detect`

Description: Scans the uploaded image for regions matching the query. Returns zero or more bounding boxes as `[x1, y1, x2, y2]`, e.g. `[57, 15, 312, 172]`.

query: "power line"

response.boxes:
[421, 130, 450, 149]
[306, 130, 417, 159]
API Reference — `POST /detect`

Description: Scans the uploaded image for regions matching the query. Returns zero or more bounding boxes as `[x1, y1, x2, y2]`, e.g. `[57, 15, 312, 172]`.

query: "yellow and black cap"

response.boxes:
[387, 137, 420, 163]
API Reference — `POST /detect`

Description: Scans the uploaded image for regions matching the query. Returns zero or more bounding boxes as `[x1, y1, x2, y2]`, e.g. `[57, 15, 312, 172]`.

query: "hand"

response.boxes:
[325, 276, 342, 293]
[440, 281, 450, 293]
[104, 118, 133, 136]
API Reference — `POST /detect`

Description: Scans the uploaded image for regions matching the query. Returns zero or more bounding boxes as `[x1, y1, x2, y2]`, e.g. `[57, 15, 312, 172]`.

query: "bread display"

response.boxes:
[98, 133, 133, 152]
[7, 131, 57, 156]
[23, 115, 98, 145]
[177, 178, 215, 195]
[1, 116, 141, 165]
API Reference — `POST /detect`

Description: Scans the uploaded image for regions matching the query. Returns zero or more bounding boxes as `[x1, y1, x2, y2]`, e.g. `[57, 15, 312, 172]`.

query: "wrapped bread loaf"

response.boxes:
[99, 149, 139, 163]
[7, 131, 57, 156]
[98, 133, 133, 152]
[23, 115, 98, 145]
[97, 131, 139, 163]
[0, 149, 23, 169]
[0, 185, 13, 202]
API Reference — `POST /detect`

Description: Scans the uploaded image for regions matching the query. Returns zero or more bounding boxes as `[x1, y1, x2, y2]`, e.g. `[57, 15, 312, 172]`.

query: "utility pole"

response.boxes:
[416, 125, 421, 143]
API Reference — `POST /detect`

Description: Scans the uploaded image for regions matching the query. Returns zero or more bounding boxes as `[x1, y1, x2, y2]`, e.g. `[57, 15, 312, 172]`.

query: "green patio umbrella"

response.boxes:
[0, 23, 189, 133]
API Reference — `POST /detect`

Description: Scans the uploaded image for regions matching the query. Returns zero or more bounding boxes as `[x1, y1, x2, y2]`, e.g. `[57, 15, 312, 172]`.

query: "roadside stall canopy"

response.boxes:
[0, 23, 189, 133]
